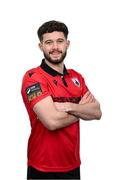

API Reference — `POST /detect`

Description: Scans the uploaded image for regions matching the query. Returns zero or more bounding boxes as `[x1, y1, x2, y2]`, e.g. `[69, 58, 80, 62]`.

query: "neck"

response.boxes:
[45, 60, 64, 74]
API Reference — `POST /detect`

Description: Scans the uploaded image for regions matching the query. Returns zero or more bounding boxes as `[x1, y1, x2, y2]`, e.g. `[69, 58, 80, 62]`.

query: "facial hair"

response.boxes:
[43, 50, 67, 65]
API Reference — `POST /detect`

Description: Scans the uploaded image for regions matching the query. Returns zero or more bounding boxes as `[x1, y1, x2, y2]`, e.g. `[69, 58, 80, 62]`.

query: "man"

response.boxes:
[21, 20, 102, 179]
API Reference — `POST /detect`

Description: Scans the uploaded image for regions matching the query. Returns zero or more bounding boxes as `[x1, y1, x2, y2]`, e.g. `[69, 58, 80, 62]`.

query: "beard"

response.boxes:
[43, 50, 67, 65]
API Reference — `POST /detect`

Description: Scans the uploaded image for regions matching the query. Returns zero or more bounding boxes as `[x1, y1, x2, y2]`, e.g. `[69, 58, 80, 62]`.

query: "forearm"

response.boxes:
[68, 102, 102, 120]
[33, 96, 79, 131]
[53, 111, 79, 130]
[54, 91, 102, 121]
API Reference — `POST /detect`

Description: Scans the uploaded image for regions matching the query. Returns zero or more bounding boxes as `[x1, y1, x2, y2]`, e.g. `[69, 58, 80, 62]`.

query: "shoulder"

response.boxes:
[68, 69, 84, 79]
[21, 67, 48, 94]
[22, 66, 45, 83]
[22, 67, 39, 80]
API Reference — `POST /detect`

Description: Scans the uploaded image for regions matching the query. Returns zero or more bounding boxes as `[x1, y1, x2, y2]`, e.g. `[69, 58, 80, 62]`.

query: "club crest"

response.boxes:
[72, 77, 80, 87]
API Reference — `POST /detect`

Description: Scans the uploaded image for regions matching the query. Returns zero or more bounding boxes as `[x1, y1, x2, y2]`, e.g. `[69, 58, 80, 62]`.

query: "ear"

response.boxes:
[38, 43, 43, 51]
[67, 40, 70, 49]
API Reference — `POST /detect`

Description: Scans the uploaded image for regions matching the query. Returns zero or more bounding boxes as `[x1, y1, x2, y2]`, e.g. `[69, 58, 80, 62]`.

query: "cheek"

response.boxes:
[42, 46, 51, 53]
[61, 45, 68, 52]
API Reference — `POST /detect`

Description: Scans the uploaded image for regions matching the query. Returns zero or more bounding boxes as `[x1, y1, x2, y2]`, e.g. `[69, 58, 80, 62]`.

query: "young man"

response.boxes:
[21, 20, 102, 179]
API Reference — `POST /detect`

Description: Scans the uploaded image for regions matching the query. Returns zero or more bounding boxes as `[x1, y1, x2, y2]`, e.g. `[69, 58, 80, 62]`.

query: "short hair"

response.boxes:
[37, 20, 69, 41]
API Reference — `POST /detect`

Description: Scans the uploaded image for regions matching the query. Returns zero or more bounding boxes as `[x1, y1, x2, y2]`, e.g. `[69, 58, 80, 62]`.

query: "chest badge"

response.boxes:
[72, 77, 80, 87]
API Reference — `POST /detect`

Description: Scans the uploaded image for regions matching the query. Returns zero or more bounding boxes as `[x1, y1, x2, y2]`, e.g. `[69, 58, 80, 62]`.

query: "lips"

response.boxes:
[52, 52, 60, 55]
[50, 50, 62, 55]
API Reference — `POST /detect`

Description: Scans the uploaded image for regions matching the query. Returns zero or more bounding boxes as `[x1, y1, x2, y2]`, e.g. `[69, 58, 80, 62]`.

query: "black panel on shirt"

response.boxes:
[52, 96, 81, 103]
[40, 59, 69, 77]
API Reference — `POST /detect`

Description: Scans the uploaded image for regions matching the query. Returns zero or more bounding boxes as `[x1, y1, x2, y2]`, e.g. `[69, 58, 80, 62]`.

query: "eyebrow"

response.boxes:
[44, 38, 65, 42]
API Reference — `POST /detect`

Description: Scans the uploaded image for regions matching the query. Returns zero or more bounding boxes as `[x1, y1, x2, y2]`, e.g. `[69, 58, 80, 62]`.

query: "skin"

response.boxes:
[33, 31, 102, 130]
[55, 91, 102, 120]
[38, 31, 70, 73]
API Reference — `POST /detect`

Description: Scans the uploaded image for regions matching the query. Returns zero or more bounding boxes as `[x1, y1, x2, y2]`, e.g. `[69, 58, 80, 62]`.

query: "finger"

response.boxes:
[87, 94, 93, 102]
[82, 91, 91, 100]
[87, 93, 96, 103]
[80, 92, 95, 104]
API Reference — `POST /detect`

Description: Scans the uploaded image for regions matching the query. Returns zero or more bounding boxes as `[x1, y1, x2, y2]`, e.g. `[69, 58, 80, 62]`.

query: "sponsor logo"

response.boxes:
[26, 83, 42, 101]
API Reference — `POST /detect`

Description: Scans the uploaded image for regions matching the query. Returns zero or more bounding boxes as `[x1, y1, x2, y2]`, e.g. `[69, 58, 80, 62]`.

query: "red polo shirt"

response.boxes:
[21, 59, 88, 172]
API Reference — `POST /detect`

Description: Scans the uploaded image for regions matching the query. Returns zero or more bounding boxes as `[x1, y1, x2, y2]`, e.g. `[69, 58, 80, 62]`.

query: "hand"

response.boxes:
[80, 91, 96, 105]
[54, 102, 72, 112]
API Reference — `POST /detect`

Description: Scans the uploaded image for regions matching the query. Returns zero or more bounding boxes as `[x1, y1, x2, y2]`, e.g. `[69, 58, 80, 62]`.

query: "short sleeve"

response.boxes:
[81, 76, 89, 96]
[21, 70, 50, 109]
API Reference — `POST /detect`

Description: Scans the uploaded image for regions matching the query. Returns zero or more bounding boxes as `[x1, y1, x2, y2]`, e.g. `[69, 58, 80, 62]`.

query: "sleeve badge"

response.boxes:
[26, 83, 42, 101]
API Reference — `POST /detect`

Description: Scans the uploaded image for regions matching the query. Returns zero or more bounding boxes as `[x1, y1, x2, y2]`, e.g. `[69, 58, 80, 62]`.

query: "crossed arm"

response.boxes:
[33, 91, 102, 131]
[33, 96, 79, 131]
[55, 91, 102, 120]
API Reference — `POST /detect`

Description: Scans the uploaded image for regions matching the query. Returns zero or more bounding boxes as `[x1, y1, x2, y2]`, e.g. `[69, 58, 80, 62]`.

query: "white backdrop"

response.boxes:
[0, 0, 120, 179]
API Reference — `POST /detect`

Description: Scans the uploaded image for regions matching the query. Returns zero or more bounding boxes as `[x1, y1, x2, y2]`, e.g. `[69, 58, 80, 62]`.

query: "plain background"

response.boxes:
[0, 0, 120, 179]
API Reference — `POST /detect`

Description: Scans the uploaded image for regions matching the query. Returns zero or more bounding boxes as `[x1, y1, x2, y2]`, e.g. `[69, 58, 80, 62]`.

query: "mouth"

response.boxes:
[50, 51, 62, 55]
[50, 52, 62, 59]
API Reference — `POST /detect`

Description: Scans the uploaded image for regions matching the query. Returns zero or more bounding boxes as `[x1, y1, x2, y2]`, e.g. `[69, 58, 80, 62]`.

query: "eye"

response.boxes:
[57, 39, 64, 43]
[45, 40, 53, 45]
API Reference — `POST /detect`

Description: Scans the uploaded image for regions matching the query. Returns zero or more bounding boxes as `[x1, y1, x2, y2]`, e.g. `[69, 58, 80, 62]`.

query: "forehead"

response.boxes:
[42, 31, 66, 41]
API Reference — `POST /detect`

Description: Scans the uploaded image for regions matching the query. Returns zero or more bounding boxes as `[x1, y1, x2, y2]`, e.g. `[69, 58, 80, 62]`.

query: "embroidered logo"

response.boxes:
[53, 80, 58, 86]
[29, 72, 34, 77]
[72, 77, 80, 87]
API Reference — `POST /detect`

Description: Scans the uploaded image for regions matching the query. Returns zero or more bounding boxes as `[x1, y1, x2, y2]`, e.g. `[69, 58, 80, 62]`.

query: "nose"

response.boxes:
[52, 42, 58, 50]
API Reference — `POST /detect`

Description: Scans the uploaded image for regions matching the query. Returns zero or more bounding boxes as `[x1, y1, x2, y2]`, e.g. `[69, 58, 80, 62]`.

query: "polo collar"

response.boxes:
[40, 59, 69, 77]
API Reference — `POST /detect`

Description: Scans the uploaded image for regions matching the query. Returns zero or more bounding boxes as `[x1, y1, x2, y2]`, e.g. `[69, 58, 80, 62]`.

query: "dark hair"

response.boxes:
[37, 20, 69, 41]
